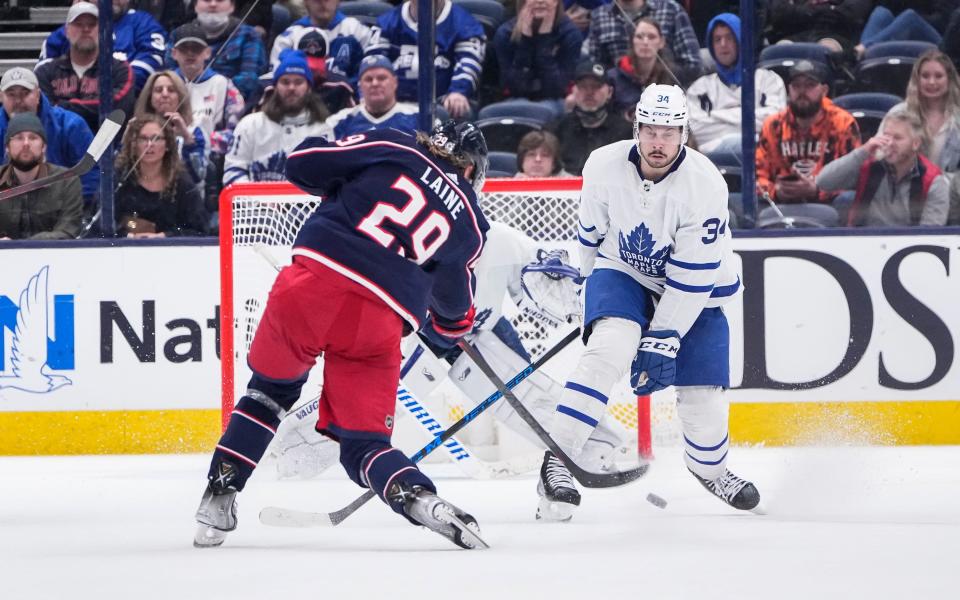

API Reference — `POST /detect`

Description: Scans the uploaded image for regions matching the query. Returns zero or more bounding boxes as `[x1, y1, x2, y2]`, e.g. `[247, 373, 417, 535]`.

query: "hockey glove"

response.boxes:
[520, 249, 584, 326]
[420, 306, 476, 351]
[630, 330, 681, 395]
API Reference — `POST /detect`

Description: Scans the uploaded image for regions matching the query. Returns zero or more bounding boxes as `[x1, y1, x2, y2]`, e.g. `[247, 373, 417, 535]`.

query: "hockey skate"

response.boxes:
[536, 451, 581, 522]
[387, 482, 488, 550]
[690, 468, 761, 511]
[194, 462, 240, 548]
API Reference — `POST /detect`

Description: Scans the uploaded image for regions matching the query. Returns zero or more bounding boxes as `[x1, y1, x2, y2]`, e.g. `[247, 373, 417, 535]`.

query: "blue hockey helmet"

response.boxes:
[429, 119, 489, 193]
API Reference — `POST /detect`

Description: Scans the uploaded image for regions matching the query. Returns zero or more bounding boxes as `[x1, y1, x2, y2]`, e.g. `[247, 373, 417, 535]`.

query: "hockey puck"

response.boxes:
[646, 492, 667, 509]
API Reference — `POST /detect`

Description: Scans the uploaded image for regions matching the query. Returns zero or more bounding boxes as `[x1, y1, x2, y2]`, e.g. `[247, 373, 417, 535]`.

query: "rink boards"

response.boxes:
[1, 230, 958, 454]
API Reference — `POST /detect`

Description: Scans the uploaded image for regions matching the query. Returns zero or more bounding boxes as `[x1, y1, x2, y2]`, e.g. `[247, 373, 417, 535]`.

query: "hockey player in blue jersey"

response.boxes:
[366, 0, 486, 119]
[194, 121, 491, 550]
[325, 55, 419, 139]
[537, 84, 761, 521]
[40, 0, 166, 91]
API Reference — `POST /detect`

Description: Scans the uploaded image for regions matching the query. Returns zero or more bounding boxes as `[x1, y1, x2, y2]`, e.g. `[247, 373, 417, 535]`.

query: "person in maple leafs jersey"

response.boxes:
[535, 84, 762, 523]
[194, 122, 491, 550]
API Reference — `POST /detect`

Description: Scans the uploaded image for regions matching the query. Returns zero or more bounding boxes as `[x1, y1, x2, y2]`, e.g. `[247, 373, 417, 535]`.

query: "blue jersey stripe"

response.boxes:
[685, 449, 728, 466]
[684, 433, 729, 452]
[556, 404, 599, 427]
[667, 257, 721, 270]
[578, 234, 602, 247]
[710, 277, 741, 298]
[665, 278, 715, 293]
[564, 381, 609, 404]
[578, 220, 596, 232]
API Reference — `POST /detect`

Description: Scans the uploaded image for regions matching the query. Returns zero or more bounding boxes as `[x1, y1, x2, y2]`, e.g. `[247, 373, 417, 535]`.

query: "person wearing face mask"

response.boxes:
[39, 0, 167, 93]
[167, 0, 267, 108]
[546, 60, 633, 176]
[817, 106, 950, 227]
[0, 113, 82, 240]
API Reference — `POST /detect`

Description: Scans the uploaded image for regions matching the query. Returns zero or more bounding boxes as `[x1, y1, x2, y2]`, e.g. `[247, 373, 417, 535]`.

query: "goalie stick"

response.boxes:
[259, 327, 581, 528]
[457, 341, 648, 488]
[0, 109, 124, 202]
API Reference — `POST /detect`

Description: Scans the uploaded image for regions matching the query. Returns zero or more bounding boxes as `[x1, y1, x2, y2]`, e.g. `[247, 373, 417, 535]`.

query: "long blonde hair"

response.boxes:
[510, 0, 564, 43]
[904, 50, 960, 148]
[134, 70, 194, 125]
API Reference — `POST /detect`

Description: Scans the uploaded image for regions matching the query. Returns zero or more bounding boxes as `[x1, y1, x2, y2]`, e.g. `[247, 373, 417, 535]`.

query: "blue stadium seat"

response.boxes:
[477, 100, 556, 125]
[488, 151, 518, 176]
[855, 41, 938, 96]
[453, 0, 505, 39]
[832, 93, 903, 139]
[476, 117, 542, 153]
[706, 148, 742, 193]
[757, 203, 840, 228]
[339, 1, 394, 26]
[757, 43, 833, 84]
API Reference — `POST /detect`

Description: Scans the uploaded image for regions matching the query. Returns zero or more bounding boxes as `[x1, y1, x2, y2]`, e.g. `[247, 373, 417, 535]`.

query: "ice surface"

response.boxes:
[2, 446, 958, 600]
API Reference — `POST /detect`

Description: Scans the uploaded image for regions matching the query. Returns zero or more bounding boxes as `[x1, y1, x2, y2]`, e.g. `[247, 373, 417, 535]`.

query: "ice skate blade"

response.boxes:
[436, 509, 489, 550]
[535, 497, 575, 522]
[193, 524, 228, 548]
[749, 501, 767, 516]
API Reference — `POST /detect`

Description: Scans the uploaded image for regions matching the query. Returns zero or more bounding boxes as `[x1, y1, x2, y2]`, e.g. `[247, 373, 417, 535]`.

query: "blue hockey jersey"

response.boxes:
[286, 128, 488, 330]
[40, 9, 166, 91]
[366, 1, 486, 101]
[325, 102, 419, 139]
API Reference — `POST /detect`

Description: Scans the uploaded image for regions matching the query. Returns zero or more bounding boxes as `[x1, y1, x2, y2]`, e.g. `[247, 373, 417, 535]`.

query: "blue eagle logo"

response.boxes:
[618, 223, 670, 277]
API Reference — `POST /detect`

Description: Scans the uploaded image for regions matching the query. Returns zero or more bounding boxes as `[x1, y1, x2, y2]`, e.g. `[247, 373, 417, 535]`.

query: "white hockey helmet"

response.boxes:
[633, 84, 689, 146]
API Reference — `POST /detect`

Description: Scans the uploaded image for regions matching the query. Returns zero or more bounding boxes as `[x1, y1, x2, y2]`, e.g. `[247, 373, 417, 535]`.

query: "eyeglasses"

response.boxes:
[136, 135, 165, 145]
[637, 127, 681, 142]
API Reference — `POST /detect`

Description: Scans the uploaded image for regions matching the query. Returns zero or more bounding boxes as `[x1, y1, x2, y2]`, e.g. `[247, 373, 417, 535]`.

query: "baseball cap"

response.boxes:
[788, 60, 829, 84]
[0, 67, 38, 92]
[67, 2, 99, 23]
[172, 23, 209, 49]
[358, 55, 394, 79]
[574, 60, 608, 84]
[5, 112, 46, 146]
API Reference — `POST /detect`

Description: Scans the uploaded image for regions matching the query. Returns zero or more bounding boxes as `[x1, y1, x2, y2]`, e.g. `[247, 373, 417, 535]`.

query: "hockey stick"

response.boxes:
[457, 341, 648, 488]
[0, 109, 124, 202]
[259, 327, 581, 528]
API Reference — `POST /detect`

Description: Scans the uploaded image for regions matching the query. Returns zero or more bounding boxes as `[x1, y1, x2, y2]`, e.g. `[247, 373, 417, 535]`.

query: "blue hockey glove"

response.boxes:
[419, 306, 476, 351]
[630, 330, 681, 395]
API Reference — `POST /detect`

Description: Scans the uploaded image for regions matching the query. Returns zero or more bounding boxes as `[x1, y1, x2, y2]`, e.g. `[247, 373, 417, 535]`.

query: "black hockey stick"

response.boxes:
[259, 327, 581, 528]
[0, 109, 124, 202]
[458, 341, 648, 488]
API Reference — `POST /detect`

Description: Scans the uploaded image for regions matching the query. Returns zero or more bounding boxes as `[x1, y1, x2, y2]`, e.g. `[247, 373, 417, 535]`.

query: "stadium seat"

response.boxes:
[453, 0, 505, 39]
[756, 203, 840, 228]
[488, 151, 518, 176]
[477, 100, 556, 125]
[476, 117, 542, 152]
[339, 0, 394, 26]
[757, 42, 833, 84]
[832, 93, 903, 139]
[855, 41, 938, 96]
[706, 148, 742, 193]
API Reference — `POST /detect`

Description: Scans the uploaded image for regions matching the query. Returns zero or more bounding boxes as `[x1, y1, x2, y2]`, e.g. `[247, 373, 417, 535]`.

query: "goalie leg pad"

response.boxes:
[341, 439, 436, 522]
[676, 386, 729, 481]
[552, 317, 642, 456]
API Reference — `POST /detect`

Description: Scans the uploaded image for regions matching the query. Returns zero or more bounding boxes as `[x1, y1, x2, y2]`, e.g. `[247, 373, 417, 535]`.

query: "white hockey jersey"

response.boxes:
[470, 221, 540, 332]
[269, 14, 375, 78]
[223, 111, 331, 184]
[577, 141, 742, 337]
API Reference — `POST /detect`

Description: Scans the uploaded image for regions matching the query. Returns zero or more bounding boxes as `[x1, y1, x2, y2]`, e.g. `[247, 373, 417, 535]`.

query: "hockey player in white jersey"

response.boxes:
[537, 84, 760, 521]
[269, 221, 633, 503]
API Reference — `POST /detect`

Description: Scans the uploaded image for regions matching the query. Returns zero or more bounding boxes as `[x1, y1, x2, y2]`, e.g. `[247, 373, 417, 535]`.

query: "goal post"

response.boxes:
[218, 178, 674, 456]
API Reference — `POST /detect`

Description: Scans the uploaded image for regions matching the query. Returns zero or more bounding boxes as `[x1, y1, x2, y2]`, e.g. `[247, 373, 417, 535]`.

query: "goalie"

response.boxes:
[268, 221, 635, 520]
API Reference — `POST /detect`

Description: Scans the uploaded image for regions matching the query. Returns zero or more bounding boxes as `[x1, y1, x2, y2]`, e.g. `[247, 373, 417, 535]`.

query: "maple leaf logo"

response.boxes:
[618, 223, 670, 276]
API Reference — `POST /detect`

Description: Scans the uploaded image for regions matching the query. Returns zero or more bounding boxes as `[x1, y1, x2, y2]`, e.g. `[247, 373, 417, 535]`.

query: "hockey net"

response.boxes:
[219, 179, 680, 464]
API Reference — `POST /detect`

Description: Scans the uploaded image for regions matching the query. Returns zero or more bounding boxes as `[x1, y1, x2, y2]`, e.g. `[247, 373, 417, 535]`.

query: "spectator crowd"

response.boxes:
[1, 0, 960, 240]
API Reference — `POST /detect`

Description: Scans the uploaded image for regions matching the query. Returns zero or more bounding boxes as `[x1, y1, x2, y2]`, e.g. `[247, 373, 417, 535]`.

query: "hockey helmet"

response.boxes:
[633, 84, 689, 146]
[429, 119, 489, 193]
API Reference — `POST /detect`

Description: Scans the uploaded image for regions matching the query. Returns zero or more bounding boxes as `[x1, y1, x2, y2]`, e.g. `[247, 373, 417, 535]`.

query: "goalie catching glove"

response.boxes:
[631, 330, 680, 395]
[520, 249, 583, 327]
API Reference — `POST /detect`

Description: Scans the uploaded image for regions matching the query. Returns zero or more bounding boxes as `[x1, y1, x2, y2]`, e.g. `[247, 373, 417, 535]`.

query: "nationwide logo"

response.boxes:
[0, 266, 75, 394]
[618, 223, 670, 277]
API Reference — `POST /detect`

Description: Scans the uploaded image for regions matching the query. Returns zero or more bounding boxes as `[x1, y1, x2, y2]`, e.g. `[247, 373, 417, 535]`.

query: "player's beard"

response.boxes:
[279, 91, 309, 116]
[789, 96, 821, 119]
[641, 147, 678, 169]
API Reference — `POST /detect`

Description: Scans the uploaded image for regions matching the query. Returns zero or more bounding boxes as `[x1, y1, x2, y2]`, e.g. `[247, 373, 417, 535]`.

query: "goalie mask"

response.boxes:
[429, 119, 489, 193]
[633, 83, 689, 148]
[520, 249, 583, 327]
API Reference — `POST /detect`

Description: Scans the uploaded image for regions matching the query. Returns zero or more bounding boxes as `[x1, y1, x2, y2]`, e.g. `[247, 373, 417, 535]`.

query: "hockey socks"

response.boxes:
[208, 394, 283, 491]
[353, 444, 436, 522]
